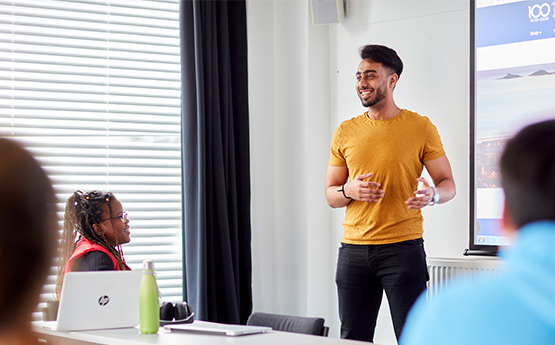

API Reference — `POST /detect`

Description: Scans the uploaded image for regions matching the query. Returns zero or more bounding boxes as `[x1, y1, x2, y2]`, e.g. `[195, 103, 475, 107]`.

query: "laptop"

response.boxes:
[38, 270, 142, 331]
[164, 321, 272, 336]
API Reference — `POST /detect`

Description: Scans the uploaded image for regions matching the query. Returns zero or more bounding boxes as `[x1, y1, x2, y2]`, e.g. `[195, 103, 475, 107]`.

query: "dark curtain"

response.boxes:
[179, 0, 252, 325]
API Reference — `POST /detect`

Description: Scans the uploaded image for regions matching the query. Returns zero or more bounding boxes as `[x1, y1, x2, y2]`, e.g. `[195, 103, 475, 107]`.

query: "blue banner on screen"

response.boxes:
[477, 1, 555, 47]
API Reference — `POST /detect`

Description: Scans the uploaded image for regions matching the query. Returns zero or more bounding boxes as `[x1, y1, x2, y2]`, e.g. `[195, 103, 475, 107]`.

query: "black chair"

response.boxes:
[246, 312, 329, 336]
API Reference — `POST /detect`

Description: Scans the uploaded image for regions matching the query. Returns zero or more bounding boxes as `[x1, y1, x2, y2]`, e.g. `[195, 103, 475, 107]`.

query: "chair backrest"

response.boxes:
[246, 312, 328, 336]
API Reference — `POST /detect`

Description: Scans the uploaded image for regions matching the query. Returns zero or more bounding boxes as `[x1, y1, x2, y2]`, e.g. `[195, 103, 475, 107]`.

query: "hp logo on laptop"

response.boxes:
[98, 295, 110, 306]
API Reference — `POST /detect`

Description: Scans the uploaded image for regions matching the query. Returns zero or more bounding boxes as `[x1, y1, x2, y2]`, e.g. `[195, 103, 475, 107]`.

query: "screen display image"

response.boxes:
[470, 0, 555, 253]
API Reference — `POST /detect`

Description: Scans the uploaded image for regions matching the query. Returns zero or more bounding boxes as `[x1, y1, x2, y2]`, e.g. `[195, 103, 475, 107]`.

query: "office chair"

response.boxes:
[246, 312, 329, 336]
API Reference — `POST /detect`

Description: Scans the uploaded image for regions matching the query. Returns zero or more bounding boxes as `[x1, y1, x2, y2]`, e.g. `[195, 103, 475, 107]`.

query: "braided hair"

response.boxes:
[55, 190, 127, 298]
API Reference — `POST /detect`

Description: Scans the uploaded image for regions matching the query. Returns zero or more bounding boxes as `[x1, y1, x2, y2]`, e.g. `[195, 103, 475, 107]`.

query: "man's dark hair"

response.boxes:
[500, 119, 555, 228]
[359, 44, 403, 78]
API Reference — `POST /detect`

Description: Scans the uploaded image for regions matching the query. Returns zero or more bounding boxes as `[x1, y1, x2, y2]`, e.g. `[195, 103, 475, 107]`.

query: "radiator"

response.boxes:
[426, 257, 504, 301]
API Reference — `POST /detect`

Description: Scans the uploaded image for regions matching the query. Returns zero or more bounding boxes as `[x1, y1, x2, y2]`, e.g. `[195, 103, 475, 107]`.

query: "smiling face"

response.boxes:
[96, 196, 130, 246]
[355, 59, 397, 108]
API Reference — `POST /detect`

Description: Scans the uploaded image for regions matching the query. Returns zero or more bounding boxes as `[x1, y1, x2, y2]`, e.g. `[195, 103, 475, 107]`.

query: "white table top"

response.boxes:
[33, 324, 369, 345]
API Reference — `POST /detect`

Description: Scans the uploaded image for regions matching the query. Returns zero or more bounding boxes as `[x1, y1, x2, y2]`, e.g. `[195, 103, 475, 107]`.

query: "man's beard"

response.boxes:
[360, 86, 386, 108]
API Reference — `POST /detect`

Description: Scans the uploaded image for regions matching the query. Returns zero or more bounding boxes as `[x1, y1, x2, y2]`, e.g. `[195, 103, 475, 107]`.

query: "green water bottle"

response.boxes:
[139, 260, 160, 334]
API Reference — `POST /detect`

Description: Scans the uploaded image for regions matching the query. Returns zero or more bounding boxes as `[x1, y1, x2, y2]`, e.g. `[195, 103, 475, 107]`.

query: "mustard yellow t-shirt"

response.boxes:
[329, 109, 445, 244]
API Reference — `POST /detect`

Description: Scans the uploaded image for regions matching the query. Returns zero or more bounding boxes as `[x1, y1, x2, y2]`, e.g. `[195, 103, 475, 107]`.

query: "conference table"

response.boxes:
[33, 324, 370, 345]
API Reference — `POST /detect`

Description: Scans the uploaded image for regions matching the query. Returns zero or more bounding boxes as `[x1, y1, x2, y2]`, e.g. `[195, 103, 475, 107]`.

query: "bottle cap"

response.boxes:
[143, 260, 155, 271]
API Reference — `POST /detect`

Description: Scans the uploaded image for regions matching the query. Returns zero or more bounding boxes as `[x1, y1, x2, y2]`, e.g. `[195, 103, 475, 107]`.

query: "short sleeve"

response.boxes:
[423, 118, 445, 162]
[329, 125, 347, 166]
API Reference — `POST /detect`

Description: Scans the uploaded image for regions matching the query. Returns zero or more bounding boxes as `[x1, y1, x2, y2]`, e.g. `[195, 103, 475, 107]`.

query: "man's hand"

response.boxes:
[344, 173, 384, 203]
[326, 167, 385, 208]
[405, 177, 434, 209]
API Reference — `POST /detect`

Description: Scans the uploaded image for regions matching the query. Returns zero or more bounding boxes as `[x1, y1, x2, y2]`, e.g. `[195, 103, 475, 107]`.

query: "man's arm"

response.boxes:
[326, 165, 351, 208]
[325, 165, 384, 208]
[406, 155, 456, 209]
[425, 155, 456, 204]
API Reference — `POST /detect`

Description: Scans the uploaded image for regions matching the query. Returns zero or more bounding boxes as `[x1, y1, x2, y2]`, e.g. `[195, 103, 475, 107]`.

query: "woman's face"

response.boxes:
[97, 196, 130, 246]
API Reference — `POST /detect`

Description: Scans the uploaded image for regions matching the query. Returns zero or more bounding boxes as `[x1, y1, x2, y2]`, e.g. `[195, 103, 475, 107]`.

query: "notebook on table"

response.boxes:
[164, 320, 272, 336]
[37, 270, 142, 331]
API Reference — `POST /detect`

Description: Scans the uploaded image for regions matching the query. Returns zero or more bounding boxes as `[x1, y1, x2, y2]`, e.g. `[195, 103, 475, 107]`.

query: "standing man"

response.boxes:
[326, 44, 456, 342]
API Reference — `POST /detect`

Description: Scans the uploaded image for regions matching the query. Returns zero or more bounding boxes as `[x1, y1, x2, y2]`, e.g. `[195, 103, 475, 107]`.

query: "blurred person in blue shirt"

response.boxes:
[400, 119, 555, 345]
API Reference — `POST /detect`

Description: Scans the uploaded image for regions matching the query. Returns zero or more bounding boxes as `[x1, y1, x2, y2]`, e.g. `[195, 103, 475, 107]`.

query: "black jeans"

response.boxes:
[335, 238, 428, 342]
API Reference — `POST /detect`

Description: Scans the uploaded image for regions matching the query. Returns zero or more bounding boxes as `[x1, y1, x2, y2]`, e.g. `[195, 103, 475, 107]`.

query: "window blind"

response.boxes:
[0, 0, 183, 319]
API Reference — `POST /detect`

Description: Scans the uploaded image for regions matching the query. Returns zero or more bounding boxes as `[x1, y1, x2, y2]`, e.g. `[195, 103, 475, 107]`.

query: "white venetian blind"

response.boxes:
[0, 0, 183, 318]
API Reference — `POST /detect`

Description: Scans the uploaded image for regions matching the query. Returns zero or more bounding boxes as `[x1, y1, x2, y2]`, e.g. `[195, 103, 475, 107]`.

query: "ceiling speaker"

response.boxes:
[311, 0, 345, 25]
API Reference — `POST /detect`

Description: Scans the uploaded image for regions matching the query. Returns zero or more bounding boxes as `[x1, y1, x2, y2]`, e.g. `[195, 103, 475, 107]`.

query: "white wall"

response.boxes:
[248, 0, 469, 343]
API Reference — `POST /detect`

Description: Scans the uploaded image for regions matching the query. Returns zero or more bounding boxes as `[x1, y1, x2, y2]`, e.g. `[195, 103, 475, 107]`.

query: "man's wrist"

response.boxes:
[428, 186, 439, 206]
[338, 184, 352, 200]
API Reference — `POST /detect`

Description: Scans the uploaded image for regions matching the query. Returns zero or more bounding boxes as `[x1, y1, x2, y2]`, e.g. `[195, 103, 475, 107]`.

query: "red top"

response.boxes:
[65, 237, 130, 273]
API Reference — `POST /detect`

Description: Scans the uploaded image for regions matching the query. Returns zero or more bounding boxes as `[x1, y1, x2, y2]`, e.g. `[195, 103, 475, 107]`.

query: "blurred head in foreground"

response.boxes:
[0, 139, 57, 342]
[500, 119, 555, 231]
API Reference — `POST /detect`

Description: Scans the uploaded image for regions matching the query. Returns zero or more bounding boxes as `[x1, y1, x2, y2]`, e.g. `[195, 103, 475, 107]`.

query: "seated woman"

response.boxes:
[55, 190, 131, 298]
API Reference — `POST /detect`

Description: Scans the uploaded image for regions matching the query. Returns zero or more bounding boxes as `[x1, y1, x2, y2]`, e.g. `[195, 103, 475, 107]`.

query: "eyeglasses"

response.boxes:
[100, 211, 128, 223]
